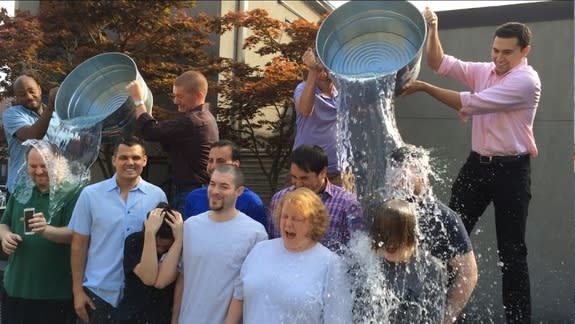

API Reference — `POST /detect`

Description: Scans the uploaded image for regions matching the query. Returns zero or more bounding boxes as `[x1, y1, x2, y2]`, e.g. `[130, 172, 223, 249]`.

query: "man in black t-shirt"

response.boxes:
[386, 145, 478, 324]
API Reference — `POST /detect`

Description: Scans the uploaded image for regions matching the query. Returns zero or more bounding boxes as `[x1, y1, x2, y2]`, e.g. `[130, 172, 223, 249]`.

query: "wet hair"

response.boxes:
[148, 202, 174, 240]
[212, 164, 245, 188]
[389, 144, 425, 166]
[174, 71, 208, 96]
[25, 142, 60, 162]
[273, 187, 329, 242]
[291, 144, 328, 175]
[495, 22, 531, 49]
[366, 197, 417, 252]
[113, 136, 146, 155]
[211, 140, 241, 162]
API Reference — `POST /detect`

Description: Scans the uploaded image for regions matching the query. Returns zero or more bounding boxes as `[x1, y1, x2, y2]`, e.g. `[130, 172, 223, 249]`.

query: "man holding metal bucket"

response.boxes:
[127, 71, 219, 214]
[3, 75, 60, 195]
[402, 8, 540, 323]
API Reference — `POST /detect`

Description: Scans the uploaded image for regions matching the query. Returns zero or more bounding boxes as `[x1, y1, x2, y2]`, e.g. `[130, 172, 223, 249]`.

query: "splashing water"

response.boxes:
[336, 74, 404, 200]
[332, 68, 485, 321]
[13, 119, 100, 223]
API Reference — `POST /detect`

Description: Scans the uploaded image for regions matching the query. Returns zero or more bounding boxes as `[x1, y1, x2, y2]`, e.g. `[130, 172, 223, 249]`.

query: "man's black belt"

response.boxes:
[470, 151, 529, 165]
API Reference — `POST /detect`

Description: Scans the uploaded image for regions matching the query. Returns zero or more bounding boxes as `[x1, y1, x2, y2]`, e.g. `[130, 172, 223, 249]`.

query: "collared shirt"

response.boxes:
[293, 82, 340, 174]
[268, 182, 363, 252]
[2, 105, 60, 193]
[437, 55, 541, 157]
[136, 103, 219, 186]
[68, 175, 167, 307]
[183, 186, 267, 229]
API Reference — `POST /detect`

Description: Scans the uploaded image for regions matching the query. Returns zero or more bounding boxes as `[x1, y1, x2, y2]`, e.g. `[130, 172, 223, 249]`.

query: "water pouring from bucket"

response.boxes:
[54, 52, 154, 169]
[315, 1, 459, 322]
[316, 0, 427, 200]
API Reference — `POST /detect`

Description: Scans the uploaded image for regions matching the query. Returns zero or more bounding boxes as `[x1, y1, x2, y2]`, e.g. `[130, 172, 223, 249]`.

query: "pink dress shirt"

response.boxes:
[437, 55, 541, 157]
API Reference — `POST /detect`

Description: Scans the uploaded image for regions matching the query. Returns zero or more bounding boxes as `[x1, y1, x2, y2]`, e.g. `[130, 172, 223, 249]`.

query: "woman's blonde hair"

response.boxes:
[274, 187, 330, 241]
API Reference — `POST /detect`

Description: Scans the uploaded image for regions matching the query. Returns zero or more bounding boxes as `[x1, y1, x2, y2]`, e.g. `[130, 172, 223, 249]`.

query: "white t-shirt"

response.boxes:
[235, 238, 352, 324]
[179, 211, 268, 324]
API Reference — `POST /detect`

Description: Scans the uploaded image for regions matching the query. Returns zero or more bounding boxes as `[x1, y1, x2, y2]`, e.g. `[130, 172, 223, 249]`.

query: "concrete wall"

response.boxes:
[396, 2, 573, 322]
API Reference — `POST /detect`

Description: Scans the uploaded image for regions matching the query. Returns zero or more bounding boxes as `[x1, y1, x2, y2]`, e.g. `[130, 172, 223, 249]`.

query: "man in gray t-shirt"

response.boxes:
[173, 164, 268, 323]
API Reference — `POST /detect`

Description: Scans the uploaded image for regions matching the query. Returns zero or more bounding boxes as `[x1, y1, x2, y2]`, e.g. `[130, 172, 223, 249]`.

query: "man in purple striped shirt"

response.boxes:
[268, 145, 363, 253]
[402, 8, 540, 323]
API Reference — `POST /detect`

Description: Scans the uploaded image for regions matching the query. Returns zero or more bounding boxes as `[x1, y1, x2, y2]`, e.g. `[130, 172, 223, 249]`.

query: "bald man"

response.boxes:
[3, 76, 60, 193]
[127, 71, 219, 213]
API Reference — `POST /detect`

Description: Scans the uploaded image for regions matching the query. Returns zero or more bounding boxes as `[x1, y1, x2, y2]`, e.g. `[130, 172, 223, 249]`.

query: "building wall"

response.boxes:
[396, 2, 573, 321]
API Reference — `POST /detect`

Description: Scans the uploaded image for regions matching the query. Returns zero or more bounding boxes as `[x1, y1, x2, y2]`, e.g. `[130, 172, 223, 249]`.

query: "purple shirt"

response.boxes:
[267, 182, 363, 253]
[293, 82, 340, 173]
[437, 55, 541, 157]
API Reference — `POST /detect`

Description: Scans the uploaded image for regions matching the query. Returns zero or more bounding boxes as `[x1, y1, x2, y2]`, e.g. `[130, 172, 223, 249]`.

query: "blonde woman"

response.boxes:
[226, 187, 352, 324]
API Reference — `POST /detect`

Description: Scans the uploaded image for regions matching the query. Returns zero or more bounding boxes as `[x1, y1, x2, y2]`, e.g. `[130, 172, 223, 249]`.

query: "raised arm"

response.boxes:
[14, 87, 58, 141]
[444, 251, 478, 323]
[423, 7, 444, 71]
[295, 48, 322, 117]
[155, 210, 183, 289]
[133, 208, 165, 285]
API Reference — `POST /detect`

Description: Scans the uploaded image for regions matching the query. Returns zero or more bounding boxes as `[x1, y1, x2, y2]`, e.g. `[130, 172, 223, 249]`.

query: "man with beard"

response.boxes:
[183, 140, 267, 228]
[3, 75, 60, 194]
[172, 164, 267, 324]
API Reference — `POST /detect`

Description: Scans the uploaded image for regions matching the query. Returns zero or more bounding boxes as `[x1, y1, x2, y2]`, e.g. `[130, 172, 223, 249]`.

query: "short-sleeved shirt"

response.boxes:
[183, 186, 267, 229]
[68, 175, 167, 307]
[119, 231, 174, 324]
[3, 105, 60, 192]
[179, 211, 268, 324]
[347, 236, 447, 324]
[136, 104, 219, 187]
[293, 82, 340, 174]
[417, 199, 473, 262]
[268, 182, 364, 253]
[235, 238, 352, 324]
[1, 183, 81, 299]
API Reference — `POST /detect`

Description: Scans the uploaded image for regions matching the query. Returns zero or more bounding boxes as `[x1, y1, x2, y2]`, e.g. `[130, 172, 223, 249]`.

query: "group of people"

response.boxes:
[0, 6, 539, 324]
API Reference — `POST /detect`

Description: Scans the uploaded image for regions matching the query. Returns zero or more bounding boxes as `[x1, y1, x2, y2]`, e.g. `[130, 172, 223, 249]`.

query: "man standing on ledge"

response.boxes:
[402, 8, 540, 323]
[127, 71, 219, 213]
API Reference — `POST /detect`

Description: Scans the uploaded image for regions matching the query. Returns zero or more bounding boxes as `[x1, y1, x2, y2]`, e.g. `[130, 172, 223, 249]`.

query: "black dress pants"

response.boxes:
[449, 151, 531, 324]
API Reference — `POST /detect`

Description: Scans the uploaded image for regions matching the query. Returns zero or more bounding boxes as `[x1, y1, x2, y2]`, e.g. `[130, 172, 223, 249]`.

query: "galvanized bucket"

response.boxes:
[55, 52, 153, 143]
[316, 0, 427, 96]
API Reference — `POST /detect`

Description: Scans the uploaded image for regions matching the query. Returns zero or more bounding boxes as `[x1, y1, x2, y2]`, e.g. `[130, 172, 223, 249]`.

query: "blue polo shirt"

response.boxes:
[3, 105, 60, 193]
[183, 186, 267, 229]
[68, 175, 167, 307]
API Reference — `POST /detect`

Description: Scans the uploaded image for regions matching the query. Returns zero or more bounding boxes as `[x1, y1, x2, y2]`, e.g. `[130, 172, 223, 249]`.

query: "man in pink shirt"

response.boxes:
[402, 8, 540, 323]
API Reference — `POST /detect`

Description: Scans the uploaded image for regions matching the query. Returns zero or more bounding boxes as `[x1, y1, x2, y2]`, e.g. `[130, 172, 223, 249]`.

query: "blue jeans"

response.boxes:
[449, 151, 531, 323]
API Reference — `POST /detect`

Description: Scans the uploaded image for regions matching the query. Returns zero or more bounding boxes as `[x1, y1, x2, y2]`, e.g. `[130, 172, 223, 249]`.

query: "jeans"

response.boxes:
[449, 152, 531, 324]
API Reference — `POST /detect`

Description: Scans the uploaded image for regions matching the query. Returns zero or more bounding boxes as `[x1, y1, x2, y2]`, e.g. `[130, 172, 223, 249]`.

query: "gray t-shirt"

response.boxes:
[235, 238, 352, 324]
[178, 211, 268, 324]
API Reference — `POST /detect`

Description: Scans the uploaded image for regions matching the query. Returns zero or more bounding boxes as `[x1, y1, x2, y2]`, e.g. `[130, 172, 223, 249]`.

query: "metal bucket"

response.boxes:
[55, 52, 153, 143]
[316, 0, 426, 96]
[315, 1, 426, 199]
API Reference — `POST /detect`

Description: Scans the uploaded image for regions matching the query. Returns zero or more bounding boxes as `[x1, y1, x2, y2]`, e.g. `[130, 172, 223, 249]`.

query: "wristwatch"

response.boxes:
[133, 99, 144, 107]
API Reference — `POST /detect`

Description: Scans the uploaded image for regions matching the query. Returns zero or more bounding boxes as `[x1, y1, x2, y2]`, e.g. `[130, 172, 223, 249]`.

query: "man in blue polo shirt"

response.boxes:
[68, 136, 167, 324]
[183, 140, 267, 229]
